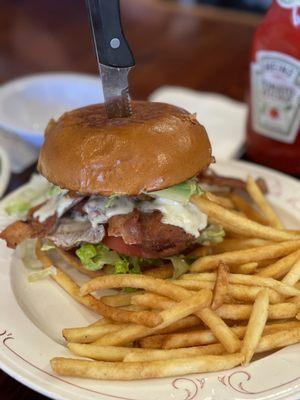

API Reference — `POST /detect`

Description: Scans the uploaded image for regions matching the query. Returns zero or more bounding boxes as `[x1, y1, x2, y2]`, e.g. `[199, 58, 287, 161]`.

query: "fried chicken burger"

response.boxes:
[0, 101, 224, 278]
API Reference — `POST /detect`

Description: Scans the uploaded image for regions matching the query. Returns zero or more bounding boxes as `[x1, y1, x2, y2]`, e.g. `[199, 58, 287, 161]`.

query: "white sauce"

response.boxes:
[33, 191, 208, 238]
[33, 194, 75, 223]
[83, 196, 135, 228]
[139, 198, 207, 237]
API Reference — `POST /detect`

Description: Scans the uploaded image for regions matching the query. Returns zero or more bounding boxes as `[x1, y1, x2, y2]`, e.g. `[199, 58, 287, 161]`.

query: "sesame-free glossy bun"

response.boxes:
[38, 101, 212, 195]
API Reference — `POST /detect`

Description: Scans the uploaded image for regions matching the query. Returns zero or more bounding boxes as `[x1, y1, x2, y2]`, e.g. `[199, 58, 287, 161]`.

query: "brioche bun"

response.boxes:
[38, 101, 212, 195]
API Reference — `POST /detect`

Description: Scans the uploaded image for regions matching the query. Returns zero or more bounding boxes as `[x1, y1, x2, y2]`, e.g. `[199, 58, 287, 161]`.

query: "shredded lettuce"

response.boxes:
[18, 239, 43, 270]
[168, 256, 190, 279]
[41, 240, 56, 251]
[148, 179, 204, 204]
[115, 259, 130, 274]
[5, 200, 32, 216]
[4, 178, 66, 218]
[197, 224, 225, 245]
[28, 266, 57, 282]
[129, 257, 142, 274]
[105, 194, 120, 208]
[17, 239, 57, 282]
[47, 184, 66, 197]
[75, 243, 148, 274]
[75, 243, 120, 271]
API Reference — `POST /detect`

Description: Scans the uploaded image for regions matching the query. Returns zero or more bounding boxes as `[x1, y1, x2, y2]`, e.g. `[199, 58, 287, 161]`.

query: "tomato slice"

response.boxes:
[102, 236, 158, 259]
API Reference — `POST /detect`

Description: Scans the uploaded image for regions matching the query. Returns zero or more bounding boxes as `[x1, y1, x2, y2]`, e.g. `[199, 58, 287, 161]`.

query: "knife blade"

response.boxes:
[100, 64, 132, 118]
[86, 0, 135, 118]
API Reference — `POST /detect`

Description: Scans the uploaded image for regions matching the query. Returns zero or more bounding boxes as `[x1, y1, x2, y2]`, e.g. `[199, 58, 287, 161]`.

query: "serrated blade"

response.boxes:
[100, 64, 132, 118]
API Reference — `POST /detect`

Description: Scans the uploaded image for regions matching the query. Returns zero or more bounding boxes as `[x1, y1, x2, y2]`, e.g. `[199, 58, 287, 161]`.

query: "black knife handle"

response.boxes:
[86, 0, 135, 68]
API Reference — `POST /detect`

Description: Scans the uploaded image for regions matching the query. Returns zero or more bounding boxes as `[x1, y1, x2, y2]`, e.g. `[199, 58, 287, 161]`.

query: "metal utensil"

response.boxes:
[86, 0, 135, 118]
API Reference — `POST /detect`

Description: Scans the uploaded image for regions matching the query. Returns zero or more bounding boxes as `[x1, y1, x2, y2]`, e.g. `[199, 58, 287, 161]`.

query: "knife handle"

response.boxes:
[86, 0, 135, 68]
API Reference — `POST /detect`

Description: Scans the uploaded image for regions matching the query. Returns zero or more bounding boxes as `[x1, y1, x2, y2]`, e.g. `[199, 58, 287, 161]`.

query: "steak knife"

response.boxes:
[86, 0, 135, 118]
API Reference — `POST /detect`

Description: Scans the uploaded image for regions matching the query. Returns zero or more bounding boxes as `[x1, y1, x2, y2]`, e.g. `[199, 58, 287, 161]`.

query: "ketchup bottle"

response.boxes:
[246, 0, 300, 175]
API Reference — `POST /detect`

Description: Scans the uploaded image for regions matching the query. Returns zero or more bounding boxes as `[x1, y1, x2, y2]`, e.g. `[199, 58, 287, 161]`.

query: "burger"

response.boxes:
[0, 101, 224, 279]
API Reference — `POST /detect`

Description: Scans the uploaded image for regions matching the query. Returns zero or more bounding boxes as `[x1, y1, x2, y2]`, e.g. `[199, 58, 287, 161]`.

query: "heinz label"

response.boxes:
[251, 50, 300, 143]
[277, 0, 300, 24]
[277, 0, 300, 8]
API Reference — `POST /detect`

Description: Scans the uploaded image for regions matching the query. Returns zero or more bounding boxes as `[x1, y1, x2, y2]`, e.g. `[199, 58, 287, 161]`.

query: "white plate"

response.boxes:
[0, 73, 103, 146]
[1, 160, 300, 400]
[0, 146, 10, 198]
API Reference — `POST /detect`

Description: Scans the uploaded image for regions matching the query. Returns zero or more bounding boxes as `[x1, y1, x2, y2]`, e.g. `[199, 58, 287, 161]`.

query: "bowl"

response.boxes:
[0, 73, 104, 146]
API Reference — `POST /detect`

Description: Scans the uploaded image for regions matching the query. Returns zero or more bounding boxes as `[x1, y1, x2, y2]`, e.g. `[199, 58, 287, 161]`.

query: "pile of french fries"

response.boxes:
[37, 176, 300, 380]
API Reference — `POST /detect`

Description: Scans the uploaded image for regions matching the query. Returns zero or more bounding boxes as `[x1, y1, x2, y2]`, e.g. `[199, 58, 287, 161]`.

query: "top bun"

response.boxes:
[38, 101, 212, 195]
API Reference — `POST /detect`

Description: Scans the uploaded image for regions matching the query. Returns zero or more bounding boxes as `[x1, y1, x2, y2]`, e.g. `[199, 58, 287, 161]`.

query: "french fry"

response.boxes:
[161, 321, 300, 349]
[143, 264, 174, 279]
[205, 192, 234, 209]
[68, 343, 225, 362]
[281, 258, 300, 286]
[287, 296, 300, 305]
[131, 293, 176, 309]
[230, 193, 268, 225]
[88, 319, 112, 327]
[230, 262, 258, 274]
[210, 239, 272, 254]
[191, 196, 299, 241]
[50, 353, 243, 380]
[63, 324, 126, 343]
[174, 280, 213, 290]
[246, 176, 283, 229]
[101, 293, 139, 307]
[124, 344, 225, 362]
[227, 284, 282, 304]
[182, 272, 300, 297]
[189, 246, 212, 257]
[241, 289, 269, 365]
[94, 290, 212, 346]
[126, 326, 300, 363]
[68, 343, 142, 361]
[132, 281, 281, 306]
[257, 249, 300, 278]
[211, 262, 230, 310]
[80, 274, 191, 300]
[36, 243, 162, 328]
[190, 240, 300, 272]
[139, 334, 166, 349]
[261, 321, 300, 334]
[156, 315, 202, 334]
[112, 317, 202, 351]
[256, 258, 280, 268]
[216, 303, 297, 320]
[175, 280, 282, 304]
[130, 326, 300, 362]
[121, 305, 149, 312]
[162, 326, 245, 349]
[197, 307, 241, 353]
[256, 327, 300, 353]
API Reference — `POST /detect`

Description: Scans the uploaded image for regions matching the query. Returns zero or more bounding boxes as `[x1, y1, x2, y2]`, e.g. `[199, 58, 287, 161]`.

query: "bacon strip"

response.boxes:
[0, 212, 58, 249]
[0, 221, 35, 248]
[108, 210, 194, 257]
[0, 195, 86, 249]
[197, 170, 268, 194]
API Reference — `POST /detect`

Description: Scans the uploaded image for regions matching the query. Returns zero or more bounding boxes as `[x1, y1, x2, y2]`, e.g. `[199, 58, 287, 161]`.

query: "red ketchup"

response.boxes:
[246, 0, 300, 175]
